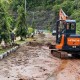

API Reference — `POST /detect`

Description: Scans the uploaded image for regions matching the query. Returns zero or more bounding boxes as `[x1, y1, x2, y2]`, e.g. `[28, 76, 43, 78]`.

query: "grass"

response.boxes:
[0, 46, 10, 54]
[27, 38, 35, 41]
[0, 49, 6, 54]
[16, 40, 26, 44]
[15, 37, 34, 44]
[0, 37, 35, 54]
[76, 23, 80, 34]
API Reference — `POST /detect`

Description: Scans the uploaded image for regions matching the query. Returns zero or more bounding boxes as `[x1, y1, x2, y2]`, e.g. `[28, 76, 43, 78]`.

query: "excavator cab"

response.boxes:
[56, 20, 76, 43]
[56, 20, 78, 51]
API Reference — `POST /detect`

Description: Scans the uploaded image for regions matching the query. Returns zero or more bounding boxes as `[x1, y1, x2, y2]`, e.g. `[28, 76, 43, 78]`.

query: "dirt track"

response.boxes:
[0, 33, 80, 80]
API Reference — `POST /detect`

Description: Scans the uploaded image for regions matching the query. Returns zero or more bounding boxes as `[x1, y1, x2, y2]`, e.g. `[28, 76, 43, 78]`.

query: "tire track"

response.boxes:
[47, 59, 69, 80]
[70, 59, 80, 80]
[47, 57, 80, 80]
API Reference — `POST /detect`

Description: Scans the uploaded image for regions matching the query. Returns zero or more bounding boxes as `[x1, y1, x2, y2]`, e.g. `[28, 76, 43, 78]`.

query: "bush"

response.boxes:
[76, 22, 80, 34]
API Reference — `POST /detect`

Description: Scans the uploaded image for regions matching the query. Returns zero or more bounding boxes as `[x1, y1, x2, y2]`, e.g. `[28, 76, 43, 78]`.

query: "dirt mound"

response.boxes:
[27, 41, 43, 47]
[38, 33, 45, 37]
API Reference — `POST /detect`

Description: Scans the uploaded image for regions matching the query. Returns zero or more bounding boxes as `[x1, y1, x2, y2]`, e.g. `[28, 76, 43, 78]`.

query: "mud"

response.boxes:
[0, 33, 80, 80]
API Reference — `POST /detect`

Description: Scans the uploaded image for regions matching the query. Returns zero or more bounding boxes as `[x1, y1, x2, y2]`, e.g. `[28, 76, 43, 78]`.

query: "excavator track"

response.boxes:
[49, 44, 71, 58]
[51, 50, 69, 59]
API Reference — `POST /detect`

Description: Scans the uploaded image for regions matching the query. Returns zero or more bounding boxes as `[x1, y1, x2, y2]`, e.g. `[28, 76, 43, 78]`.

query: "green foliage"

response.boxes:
[10, 0, 24, 11]
[73, 0, 80, 10]
[53, 4, 61, 14]
[53, 0, 74, 16]
[46, 23, 51, 31]
[0, 1, 11, 43]
[76, 23, 80, 34]
[28, 27, 34, 34]
[55, 0, 64, 5]
[15, 5, 27, 40]
[10, 0, 55, 11]
[1, 0, 80, 40]
[71, 10, 80, 22]
[27, 24, 34, 37]
[61, 1, 74, 16]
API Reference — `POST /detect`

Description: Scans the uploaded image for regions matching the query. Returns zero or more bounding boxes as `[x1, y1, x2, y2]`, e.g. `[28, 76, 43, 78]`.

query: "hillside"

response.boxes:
[0, 0, 80, 38]
[4, 0, 80, 32]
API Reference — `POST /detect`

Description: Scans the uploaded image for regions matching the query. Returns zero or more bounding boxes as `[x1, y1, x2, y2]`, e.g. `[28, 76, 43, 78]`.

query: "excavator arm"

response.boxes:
[59, 9, 68, 20]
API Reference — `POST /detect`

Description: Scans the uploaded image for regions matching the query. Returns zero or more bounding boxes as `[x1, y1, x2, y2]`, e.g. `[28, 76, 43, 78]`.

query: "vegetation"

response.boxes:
[0, 1, 11, 44]
[28, 27, 34, 36]
[0, 0, 80, 45]
[15, 5, 27, 41]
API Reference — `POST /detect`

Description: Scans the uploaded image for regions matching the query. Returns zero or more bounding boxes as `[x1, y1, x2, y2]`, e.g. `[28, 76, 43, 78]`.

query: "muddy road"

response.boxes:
[0, 33, 80, 80]
[47, 59, 80, 80]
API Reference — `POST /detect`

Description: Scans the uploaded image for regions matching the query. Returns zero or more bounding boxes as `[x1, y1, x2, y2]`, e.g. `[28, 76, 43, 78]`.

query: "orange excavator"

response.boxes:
[50, 9, 80, 58]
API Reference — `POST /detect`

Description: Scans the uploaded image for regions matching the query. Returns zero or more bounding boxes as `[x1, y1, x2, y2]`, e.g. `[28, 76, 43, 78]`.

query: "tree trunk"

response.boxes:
[20, 37, 23, 41]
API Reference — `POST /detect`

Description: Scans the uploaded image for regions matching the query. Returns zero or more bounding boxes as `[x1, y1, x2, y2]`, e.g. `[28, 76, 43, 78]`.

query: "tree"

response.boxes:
[10, 0, 24, 12]
[61, 1, 74, 16]
[0, 1, 11, 44]
[16, 5, 27, 41]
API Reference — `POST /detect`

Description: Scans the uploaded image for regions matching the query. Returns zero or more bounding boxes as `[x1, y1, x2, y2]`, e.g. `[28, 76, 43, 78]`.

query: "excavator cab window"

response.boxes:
[66, 22, 76, 34]
[66, 23, 69, 30]
[56, 20, 65, 43]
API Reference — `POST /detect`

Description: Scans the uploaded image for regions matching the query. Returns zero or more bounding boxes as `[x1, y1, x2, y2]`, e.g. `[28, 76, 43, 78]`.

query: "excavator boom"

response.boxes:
[59, 9, 68, 20]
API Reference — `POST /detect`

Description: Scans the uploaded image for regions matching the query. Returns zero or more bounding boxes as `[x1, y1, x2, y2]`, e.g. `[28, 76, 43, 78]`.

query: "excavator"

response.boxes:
[50, 9, 80, 58]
